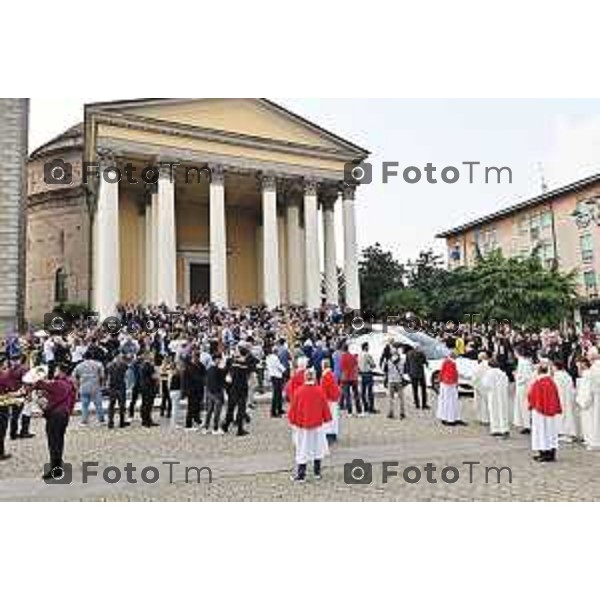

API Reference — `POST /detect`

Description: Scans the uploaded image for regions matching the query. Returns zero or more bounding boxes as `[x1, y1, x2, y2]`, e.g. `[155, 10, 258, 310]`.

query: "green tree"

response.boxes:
[359, 243, 405, 312]
[359, 243, 578, 328]
[378, 287, 427, 316]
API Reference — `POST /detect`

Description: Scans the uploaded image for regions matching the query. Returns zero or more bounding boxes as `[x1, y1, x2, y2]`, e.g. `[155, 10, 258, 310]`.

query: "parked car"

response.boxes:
[350, 325, 476, 393]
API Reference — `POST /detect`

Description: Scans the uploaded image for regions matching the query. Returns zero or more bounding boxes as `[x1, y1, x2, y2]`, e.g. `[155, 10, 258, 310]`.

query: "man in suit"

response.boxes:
[406, 345, 429, 409]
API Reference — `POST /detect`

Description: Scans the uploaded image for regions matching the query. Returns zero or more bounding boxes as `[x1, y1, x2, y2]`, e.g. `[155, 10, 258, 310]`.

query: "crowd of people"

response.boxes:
[1, 303, 600, 480]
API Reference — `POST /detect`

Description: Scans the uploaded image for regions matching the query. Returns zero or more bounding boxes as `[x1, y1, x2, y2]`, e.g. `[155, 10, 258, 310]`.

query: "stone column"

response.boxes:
[144, 192, 153, 304]
[94, 155, 120, 319]
[343, 186, 361, 310]
[262, 174, 281, 308]
[286, 196, 303, 305]
[304, 180, 321, 310]
[150, 187, 160, 304]
[278, 212, 288, 305]
[155, 166, 177, 307]
[322, 190, 339, 306]
[0, 99, 28, 332]
[137, 206, 146, 304]
[210, 165, 228, 307]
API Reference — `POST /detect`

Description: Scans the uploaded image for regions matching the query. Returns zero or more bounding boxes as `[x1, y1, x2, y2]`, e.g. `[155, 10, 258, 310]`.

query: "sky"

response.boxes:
[28, 98, 600, 263]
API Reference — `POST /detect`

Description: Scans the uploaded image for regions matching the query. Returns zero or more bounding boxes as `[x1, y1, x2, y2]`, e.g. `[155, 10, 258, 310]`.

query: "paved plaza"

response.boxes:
[1, 393, 599, 502]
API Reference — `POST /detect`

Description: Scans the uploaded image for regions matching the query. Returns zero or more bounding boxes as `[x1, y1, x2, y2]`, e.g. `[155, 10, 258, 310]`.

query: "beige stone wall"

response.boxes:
[26, 197, 89, 323]
[227, 208, 259, 305]
[26, 150, 90, 324]
[125, 99, 341, 150]
[119, 187, 145, 303]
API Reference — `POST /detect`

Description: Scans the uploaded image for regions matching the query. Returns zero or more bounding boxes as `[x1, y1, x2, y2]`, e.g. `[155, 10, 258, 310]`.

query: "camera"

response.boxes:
[344, 459, 373, 485]
[344, 161, 372, 186]
[44, 312, 74, 336]
[44, 159, 73, 186]
[43, 463, 73, 485]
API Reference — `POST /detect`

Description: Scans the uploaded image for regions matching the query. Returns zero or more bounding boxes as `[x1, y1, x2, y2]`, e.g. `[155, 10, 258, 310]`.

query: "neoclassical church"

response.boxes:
[26, 98, 369, 322]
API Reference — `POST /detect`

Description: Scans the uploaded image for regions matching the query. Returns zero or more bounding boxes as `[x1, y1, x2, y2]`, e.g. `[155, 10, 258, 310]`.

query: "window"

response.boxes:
[541, 212, 553, 229]
[54, 268, 68, 304]
[581, 233, 594, 263]
[477, 228, 498, 255]
[584, 271, 597, 298]
[449, 243, 461, 263]
[518, 218, 529, 235]
[539, 241, 555, 262]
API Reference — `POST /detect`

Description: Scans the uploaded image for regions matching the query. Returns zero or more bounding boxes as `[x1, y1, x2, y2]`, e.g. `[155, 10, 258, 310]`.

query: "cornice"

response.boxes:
[88, 110, 364, 163]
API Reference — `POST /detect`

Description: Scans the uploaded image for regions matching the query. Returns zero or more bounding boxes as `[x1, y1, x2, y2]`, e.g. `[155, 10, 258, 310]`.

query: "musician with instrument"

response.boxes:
[23, 363, 77, 480]
[0, 359, 28, 461]
[8, 357, 33, 440]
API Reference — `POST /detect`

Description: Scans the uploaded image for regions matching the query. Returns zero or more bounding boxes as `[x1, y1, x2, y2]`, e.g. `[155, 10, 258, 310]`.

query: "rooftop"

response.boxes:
[437, 172, 600, 238]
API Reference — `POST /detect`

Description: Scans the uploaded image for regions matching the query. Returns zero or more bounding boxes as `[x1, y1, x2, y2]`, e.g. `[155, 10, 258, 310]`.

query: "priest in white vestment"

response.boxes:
[577, 350, 600, 450]
[513, 350, 534, 433]
[553, 361, 579, 442]
[483, 358, 510, 438]
[471, 353, 490, 425]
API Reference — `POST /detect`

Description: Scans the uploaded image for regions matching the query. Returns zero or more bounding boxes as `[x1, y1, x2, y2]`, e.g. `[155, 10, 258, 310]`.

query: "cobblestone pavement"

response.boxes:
[1, 392, 599, 502]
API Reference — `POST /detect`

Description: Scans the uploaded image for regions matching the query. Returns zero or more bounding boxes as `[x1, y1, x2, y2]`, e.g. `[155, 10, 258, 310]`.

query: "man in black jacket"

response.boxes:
[106, 353, 131, 429]
[223, 346, 251, 437]
[182, 352, 206, 430]
[139, 353, 159, 428]
[406, 345, 429, 410]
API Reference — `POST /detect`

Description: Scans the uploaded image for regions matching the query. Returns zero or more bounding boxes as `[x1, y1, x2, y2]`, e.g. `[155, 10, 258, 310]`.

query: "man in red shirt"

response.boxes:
[288, 369, 332, 482]
[340, 344, 362, 416]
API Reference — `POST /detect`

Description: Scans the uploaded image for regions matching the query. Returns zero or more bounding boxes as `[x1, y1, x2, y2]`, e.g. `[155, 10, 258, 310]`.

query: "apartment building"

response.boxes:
[437, 173, 600, 328]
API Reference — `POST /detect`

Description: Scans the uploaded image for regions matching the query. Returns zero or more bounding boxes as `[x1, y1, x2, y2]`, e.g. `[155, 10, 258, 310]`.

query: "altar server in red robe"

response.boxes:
[529, 362, 562, 463]
[288, 369, 332, 483]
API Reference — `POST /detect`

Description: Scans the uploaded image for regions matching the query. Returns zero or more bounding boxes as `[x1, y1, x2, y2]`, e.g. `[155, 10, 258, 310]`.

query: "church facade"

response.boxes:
[26, 99, 369, 322]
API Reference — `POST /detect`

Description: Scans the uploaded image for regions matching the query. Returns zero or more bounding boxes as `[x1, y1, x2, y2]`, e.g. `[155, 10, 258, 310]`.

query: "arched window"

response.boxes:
[54, 268, 68, 304]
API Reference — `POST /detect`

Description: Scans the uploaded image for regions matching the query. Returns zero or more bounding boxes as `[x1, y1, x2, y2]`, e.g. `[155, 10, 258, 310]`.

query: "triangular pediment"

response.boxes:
[88, 98, 368, 157]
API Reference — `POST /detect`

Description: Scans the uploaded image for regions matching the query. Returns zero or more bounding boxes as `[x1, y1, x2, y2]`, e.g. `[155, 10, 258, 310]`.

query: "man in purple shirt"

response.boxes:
[30, 364, 77, 480]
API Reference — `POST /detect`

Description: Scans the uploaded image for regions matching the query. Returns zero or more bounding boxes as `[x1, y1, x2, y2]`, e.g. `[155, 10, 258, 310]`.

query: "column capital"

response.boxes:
[97, 148, 116, 169]
[320, 186, 339, 210]
[260, 173, 278, 193]
[304, 179, 319, 196]
[158, 163, 178, 182]
[209, 164, 225, 186]
[342, 185, 356, 202]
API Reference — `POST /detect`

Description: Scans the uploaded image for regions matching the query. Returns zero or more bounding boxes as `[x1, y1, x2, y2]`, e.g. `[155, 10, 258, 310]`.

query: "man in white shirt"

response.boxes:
[266, 345, 286, 418]
[359, 343, 378, 414]
[43, 336, 57, 379]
